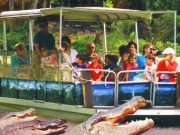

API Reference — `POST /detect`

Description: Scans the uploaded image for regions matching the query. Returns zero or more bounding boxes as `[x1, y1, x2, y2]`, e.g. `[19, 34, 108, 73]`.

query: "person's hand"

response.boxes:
[56, 45, 64, 52]
[165, 54, 171, 61]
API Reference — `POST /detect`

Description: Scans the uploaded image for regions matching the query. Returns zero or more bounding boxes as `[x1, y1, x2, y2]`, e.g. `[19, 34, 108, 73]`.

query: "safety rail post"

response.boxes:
[176, 71, 180, 107]
[78, 69, 116, 108]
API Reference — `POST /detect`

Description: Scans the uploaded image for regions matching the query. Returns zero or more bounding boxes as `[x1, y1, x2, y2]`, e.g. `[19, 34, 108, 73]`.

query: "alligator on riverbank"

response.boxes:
[65, 96, 154, 135]
[0, 96, 154, 135]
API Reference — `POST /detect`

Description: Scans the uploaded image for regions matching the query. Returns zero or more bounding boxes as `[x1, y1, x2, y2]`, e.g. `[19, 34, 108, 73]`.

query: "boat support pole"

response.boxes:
[174, 11, 177, 57]
[3, 19, 7, 66]
[29, 19, 34, 51]
[29, 19, 34, 65]
[103, 22, 107, 57]
[135, 21, 139, 54]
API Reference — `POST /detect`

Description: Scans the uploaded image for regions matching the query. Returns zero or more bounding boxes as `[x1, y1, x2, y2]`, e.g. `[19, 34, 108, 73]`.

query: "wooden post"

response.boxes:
[176, 72, 180, 107]
[81, 71, 93, 108]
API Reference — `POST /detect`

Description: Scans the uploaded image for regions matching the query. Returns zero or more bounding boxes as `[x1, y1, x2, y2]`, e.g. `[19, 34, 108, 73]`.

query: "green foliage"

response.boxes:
[103, 0, 113, 8]
[72, 34, 94, 53]
[0, 21, 29, 51]
[50, 0, 61, 7]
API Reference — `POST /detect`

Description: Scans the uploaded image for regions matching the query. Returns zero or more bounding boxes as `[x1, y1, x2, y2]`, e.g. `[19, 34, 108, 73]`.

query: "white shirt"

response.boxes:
[145, 63, 157, 80]
[63, 49, 78, 63]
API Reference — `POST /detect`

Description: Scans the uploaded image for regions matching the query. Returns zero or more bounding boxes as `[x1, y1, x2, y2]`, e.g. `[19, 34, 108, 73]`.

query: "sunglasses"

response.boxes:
[88, 46, 95, 49]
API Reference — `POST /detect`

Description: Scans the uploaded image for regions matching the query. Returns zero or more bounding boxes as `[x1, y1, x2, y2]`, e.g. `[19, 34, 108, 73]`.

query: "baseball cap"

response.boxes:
[162, 48, 175, 55]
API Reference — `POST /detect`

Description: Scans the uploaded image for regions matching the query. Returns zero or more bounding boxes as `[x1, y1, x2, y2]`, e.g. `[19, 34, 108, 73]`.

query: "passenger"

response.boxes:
[85, 42, 96, 63]
[72, 53, 87, 69]
[33, 19, 55, 51]
[58, 35, 78, 63]
[118, 52, 129, 81]
[144, 54, 157, 81]
[102, 54, 119, 81]
[72, 53, 87, 79]
[49, 50, 58, 66]
[104, 54, 119, 70]
[143, 42, 159, 64]
[118, 45, 128, 68]
[125, 54, 139, 81]
[156, 48, 178, 82]
[88, 53, 103, 81]
[40, 48, 51, 65]
[120, 52, 129, 70]
[11, 43, 29, 67]
[127, 41, 145, 69]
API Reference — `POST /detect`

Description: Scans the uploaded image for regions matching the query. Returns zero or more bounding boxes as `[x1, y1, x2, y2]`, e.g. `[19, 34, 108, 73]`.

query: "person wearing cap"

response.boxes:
[88, 53, 103, 81]
[156, 47, 178, 82]
[11, 43, 30, 67]
[33, 19, 55, 51]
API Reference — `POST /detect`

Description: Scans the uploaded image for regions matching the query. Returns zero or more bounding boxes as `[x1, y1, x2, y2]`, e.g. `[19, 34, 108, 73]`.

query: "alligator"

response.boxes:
[64, 96, 154, 135]
[0, 119, 67, 135]
[0, 96, 154, 135]
[0, 108, 37, 129]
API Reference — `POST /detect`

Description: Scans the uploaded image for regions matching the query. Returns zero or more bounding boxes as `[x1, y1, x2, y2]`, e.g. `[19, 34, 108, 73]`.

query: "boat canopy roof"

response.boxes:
[0, 7, 152, 22]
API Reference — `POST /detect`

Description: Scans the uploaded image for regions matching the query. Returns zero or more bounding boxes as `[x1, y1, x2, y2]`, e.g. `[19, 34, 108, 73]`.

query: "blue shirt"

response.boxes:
[136, 54, 145, 69]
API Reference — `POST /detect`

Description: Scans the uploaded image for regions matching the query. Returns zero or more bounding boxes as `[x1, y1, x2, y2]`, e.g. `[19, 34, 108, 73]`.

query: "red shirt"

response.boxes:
[156, 59, 178, 82]
[88, 63, 103, 81]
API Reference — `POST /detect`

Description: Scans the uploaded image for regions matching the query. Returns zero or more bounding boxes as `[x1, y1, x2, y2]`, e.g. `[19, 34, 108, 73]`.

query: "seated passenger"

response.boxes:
[11, 43, 29, 67]
[88, 53, 103, 81]
[102, 54, 119, 81]
[156, 48, 178, 82]
[119, 52, 129, 81]
[127, 41, 145, 69]
[104, 54, 119, 70]
[144, 54, 157, 81]
[125, 54, 139, 81]
[40, 48, 51, 65]
[72, 53, 87, 69]
[85, 42, 96, 63]
[49, 50, 58, 66]
[118, 45, 128, 69]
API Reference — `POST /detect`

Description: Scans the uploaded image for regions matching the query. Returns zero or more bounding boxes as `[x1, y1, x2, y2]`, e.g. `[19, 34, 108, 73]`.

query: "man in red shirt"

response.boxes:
[156, 48, 178, 82]
[88, 53, 103, 81]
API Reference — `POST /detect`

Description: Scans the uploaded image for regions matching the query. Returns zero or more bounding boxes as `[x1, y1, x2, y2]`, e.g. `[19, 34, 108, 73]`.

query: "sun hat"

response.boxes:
[162, 48, 175, 55]
[14, 43, 24, 50]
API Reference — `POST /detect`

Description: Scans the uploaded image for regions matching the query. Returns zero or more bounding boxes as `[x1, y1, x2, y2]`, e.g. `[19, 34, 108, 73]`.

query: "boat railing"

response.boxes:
[76, 68, 117, 107]
[153, 71, 177, 108]
[117, 70, 153, 106]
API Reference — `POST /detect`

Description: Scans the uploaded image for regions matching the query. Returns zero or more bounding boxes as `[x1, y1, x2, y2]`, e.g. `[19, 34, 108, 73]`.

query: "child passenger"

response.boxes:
[125, 54, 139, 81]
[103, 54, 119, 81]
[72, 53, 87, 69]
[88, 53, 103, 81]
[144, 54, 157, 81]
[40, 48, 51, 65]
[49, 50, 58, 66]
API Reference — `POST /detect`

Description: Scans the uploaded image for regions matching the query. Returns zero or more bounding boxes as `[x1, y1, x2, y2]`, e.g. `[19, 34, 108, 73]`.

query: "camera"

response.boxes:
[150, 48, 161, 56]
